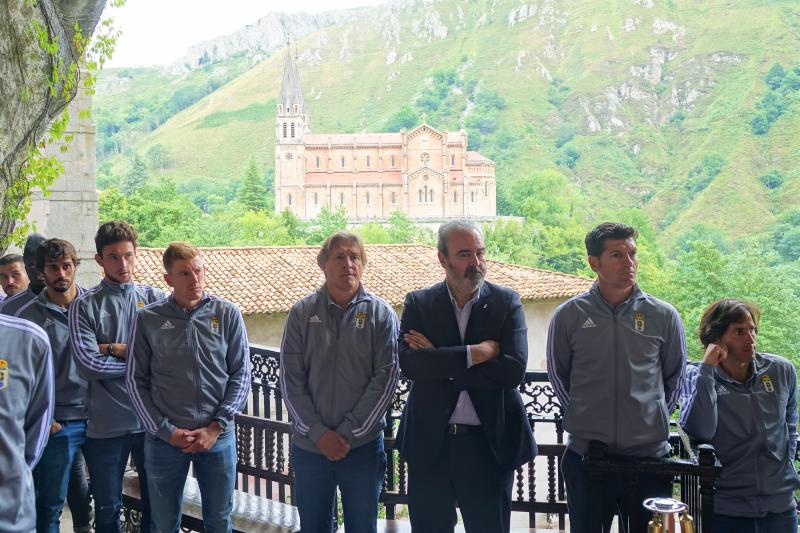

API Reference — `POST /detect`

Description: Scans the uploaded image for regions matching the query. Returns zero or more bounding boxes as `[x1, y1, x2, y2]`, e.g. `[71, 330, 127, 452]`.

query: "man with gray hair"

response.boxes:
[396, 219, 536, 533]
[280, 231, 399, 532]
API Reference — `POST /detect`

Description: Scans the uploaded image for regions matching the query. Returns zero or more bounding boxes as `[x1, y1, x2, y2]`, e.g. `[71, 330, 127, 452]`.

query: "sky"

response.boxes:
[103, 0, 386, 68]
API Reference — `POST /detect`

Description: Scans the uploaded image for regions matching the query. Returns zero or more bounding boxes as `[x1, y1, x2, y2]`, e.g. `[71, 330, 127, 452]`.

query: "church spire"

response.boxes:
[279, 44, 306, 116]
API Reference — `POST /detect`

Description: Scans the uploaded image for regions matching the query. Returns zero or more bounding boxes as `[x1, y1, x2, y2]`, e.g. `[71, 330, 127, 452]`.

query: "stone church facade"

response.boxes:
[274, 52, 496, 220]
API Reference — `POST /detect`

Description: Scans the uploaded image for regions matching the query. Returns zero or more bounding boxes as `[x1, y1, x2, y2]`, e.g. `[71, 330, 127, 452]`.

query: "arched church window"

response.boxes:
[282, 123, 287, 138]
[291, 123, 295, 138]
[391, 192, 397, 204]
[341, 156, 346, 168]
[316, 156, 320, 168]
[484, 181, 489, 196]
[453, 191, 458, 203]
[391, 155, 396, 167]
[421, 152, 430, 165]
[340, 192, 345, 205]
[365, 191, 371, 205]
[288, 193, 293, 206]
[418, 189, 423, 203]
[451, 154, 456, 166]
[366, 155, 371, 167]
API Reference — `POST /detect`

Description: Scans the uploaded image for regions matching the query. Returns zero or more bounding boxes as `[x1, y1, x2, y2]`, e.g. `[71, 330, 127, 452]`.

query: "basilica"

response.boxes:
[274, 51, 497, 221]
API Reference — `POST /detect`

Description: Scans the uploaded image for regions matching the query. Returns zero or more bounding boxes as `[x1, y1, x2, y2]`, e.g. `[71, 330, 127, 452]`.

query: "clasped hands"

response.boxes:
[169, 421, 223, 453]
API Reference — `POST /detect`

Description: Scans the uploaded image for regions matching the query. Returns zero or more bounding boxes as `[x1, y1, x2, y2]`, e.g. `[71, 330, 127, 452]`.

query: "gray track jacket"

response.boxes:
[0, 287, 36, 317]
[280, 285, 399, 453]
[0, 315, 55, 533]
[16, 287, 87, 421]
[547, 282, 686, 457]
[127, 293, 251, 442]
[680, 356, 800, 517]
[69, 279, 165, 438]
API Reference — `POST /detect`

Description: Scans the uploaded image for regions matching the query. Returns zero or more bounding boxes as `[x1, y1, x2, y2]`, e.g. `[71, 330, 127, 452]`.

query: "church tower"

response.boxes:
[274, 46, 309, 216]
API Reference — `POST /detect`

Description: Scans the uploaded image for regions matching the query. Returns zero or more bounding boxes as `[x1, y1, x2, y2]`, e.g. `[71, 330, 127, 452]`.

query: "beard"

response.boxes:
[465, 265, 485, 284]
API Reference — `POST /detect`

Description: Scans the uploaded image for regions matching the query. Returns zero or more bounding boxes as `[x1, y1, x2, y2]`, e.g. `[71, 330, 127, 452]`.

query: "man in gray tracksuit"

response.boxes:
[68, 221, 164, 533]
[127, 242, 250, 533]
[15, 239, 89, 533]
[281, 231, 399, 533]
[0, 314, 55, 533]
[547, 222, 686, 533]
[680, 299, 799, 531]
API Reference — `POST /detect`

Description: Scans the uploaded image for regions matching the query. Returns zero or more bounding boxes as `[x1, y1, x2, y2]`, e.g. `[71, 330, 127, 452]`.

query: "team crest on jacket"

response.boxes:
[137, 300, 145, 309]
[634, 312, 645, 332]
[761, 375, 775, 393]
[0, 360, 8, 390]
[211, 316, 220, 334]
[355, 311, 366, 329]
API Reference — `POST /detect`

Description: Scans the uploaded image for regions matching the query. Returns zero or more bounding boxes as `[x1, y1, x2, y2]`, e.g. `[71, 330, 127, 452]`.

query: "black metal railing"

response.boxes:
[244, 344, 726, 531]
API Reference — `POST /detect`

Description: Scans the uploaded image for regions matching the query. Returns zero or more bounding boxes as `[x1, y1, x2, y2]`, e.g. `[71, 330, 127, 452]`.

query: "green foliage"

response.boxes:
[685, 155, 725, 195]
[198, 102, 274, 129]
[759, 170, 784, 190]
[557, 146, 581, 169]
[146, 144, 170, 172]
[237, 159, 268, 212]
[384, 105, 420, 132]
[751, 63, 800, 135]
[122, 155, 148, 195]
[764, 63, 786, 90]
[773, 209, 800, 261]
[554, 124, 576, 148]
[307, 206, 348, 244]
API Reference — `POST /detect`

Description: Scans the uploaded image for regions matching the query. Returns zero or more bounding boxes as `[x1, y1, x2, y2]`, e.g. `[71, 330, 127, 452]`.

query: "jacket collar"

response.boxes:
[101, 278, 137, 294]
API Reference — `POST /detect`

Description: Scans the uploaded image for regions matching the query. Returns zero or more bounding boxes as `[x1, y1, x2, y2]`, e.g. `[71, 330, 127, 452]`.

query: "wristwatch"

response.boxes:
[107, 344, 116, 358]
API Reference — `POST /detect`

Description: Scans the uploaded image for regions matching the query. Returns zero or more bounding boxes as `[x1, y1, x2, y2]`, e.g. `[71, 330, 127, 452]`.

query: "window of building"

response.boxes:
[419, 186, 433, 203]
[288, 193, 293, 206]
[484, 181, 489, 196]
[453, 191, 458, 203]
[365, 191, 371, 205]
[282, 123, 287, 138]
[429, 189, 434, 202]
[390, 155, 396, 167]
[341, 156, 346, 168]
[391, 191, 397, 204]
[421, 152, 430, 165]
[366, 155, 371, 167]
[291, 122, 295, 138]
[418, 189, 423, 203]
[315, 156, 320, 168]
[339, 192, 345, 205]
[470, 191, 476, 203]
[313, 192, 318, 205]
[451, 154, 456, 166]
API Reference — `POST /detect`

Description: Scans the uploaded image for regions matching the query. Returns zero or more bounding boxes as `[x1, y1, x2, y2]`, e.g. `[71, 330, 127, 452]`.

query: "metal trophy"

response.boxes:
[643, 497, 695, 533]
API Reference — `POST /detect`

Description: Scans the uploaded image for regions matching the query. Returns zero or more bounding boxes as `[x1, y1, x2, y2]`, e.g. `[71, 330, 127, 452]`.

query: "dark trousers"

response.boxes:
[84, 432, 151, 533]
[562, 448, 672, 533]
[407, 429, 513, 533]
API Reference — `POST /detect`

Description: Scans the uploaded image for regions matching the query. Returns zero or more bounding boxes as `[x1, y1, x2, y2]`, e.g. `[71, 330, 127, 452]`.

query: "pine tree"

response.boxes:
[238, 159, 268, 212]
[122, 156, 148, 196]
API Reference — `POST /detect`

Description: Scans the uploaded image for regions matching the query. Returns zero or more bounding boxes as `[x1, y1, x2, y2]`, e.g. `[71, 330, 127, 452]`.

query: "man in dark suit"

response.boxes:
[396, 219, 537, 533]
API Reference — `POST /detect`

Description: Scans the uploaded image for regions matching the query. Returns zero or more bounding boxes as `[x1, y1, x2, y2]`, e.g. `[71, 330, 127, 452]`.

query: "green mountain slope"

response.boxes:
[95, 0, 800, 248]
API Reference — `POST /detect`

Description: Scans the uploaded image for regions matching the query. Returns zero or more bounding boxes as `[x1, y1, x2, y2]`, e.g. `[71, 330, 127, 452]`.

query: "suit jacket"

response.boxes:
[395, 281, 537, 471]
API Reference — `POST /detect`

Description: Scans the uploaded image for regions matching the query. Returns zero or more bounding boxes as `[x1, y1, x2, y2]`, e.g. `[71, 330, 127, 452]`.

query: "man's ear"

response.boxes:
[587, 255, 600, 274]
[94, 254, 103, 268]
[163, 272, 173, 288]
[437, 251, 447, 269]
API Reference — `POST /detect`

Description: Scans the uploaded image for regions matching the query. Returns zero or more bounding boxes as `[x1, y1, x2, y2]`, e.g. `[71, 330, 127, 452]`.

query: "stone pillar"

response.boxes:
[28, 81, 101, 288]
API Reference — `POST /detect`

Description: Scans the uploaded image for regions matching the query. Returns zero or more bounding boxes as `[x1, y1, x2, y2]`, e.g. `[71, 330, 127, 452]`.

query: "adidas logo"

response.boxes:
[100, 310, 112, 318]
[717, 385, 730, 396]
[309, 315, 322, 324]
[581, 317, 597, 329]
[160, 320, 175, 330]
[42, 318, 55, 328]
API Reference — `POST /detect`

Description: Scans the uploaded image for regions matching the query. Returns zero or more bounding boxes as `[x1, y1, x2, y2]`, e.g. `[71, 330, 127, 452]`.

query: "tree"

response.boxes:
[308, 205, 348, 244]
[145, 144, 170, 172]
[384, 106, 420, 132]
[237, 159, 268, 212]
[1, 0, 112, 250]
[122, 156, 148, 195]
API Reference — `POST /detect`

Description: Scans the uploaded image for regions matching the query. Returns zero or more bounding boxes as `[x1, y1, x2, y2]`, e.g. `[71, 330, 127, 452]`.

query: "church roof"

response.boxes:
[133, 245, 592, 315]
[466, 151, 494, 164]
[278, 49, 306, 115]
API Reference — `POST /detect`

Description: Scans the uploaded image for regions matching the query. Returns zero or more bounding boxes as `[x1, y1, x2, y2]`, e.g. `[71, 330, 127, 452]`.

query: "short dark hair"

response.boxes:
[0, 254, 23, 267]
[585, 222, 638, 257]
[95, 220, 138, 255]
[698, 299, 760, 348]
[437, 219, 483, 257]
[23, 233, 47, 262]
[36, 239, 80, 271]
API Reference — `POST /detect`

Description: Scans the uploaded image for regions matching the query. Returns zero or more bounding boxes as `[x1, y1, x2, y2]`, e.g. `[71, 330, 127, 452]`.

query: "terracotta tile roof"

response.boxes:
[466, 151, 494, 164]
[134, 245, 592, 315]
